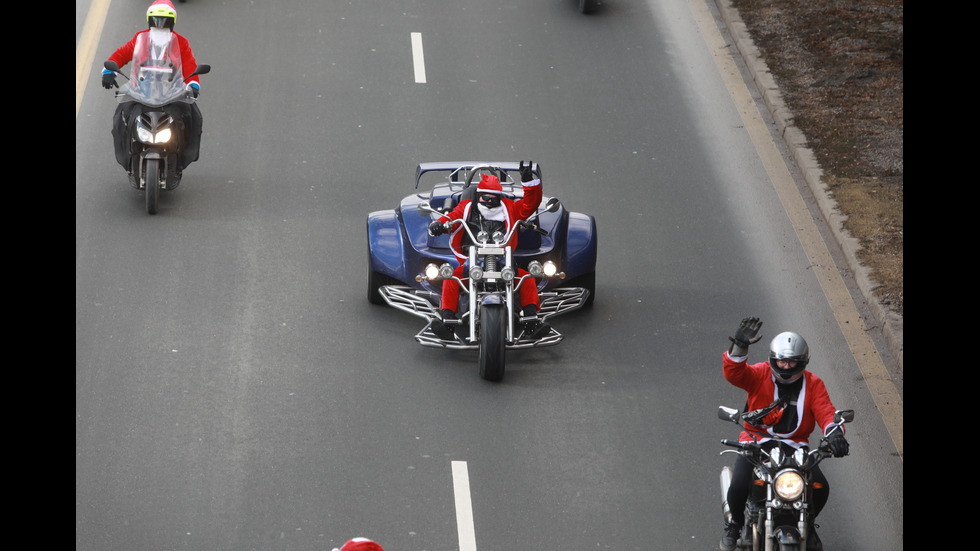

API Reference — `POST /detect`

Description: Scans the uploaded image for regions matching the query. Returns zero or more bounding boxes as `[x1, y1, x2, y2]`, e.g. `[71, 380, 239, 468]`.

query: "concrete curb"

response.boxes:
[712, 0, 903, 378]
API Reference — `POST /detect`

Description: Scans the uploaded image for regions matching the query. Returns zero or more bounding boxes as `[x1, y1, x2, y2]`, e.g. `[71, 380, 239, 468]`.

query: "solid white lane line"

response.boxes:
[452, 461, 477, 551]
[411, 32, 427, 83]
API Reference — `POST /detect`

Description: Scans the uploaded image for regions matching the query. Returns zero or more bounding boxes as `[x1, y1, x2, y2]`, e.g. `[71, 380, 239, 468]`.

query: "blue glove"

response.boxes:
[101, 69, 118, 89]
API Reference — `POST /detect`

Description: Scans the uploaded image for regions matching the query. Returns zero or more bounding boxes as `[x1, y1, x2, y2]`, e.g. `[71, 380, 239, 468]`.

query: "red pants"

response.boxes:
[440, 264, 540, 313]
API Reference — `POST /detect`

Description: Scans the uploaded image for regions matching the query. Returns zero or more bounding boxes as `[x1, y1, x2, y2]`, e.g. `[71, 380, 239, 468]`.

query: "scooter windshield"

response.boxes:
[119, 31, 190, 107]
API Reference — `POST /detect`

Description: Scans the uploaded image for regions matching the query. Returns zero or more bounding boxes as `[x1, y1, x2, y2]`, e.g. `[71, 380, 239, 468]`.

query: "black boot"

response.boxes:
[430, 309, 457, 340]
[806, 524, 823, 551]
[520, 305, 551, 339]
[720, 522, 741, 551]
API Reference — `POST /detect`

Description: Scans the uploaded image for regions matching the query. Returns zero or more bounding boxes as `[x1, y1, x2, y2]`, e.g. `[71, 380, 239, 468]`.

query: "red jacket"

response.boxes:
[437, 179, 542, 263]
[723, 351, 841, 447]
[109, 30, 200, 86]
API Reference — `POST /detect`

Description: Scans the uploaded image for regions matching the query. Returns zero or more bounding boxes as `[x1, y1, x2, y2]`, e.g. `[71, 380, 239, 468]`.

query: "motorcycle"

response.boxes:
[104, 34, 209, 214]
[380, 196, 590, 382]
[717, 406, 854, 551]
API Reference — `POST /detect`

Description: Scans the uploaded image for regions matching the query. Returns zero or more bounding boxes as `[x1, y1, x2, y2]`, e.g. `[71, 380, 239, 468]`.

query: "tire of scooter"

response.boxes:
[145, 158, 160, 215]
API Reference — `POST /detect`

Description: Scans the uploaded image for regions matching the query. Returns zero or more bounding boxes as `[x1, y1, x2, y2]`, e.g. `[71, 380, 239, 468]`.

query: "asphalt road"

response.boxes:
[76, 1, 903, 549]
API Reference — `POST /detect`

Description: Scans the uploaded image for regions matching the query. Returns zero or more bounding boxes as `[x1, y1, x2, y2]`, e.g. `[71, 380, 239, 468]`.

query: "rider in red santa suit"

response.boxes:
[101, 0, 204, 177]
[427, 162, 548, 339]
[719, 317, 849, 551]
[103, 0, 201, 92]
[332, 537, 383, 551]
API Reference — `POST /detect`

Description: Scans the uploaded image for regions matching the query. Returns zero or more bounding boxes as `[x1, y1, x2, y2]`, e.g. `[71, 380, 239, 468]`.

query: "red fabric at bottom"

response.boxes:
[440, 264, 540, 313]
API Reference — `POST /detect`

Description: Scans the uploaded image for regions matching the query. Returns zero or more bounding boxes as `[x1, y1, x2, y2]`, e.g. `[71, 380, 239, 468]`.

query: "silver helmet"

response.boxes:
[768, 331, 809, 383]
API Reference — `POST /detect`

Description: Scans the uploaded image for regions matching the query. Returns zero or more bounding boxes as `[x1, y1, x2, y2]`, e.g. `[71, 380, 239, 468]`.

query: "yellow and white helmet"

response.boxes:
[146, 0, 176, 30]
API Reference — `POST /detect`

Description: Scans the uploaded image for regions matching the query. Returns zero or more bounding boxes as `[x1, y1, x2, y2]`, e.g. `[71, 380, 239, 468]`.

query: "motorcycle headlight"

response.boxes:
[439, 263, 454, 279]
[469, 265, 483, 281]
[135, 124, 172, 144]
[542, 261, 558, 277]
[136, 124, 154, 143]
[773, 469, 805, 501]
[424, 263, 441, 280]
[492, 231, 505, 245]
[154, 127, 172, 143]
[528, 261, 543, 277]
[501, 266, 515, 282]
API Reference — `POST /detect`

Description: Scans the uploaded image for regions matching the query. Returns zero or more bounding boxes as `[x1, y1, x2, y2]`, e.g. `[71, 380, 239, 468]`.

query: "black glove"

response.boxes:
[519, 160, 534, 182]
[729, 317, 763, 349]
[102, 72, 118, 89]
[428, 220, 446, 235]
[827, 429, 849, 457]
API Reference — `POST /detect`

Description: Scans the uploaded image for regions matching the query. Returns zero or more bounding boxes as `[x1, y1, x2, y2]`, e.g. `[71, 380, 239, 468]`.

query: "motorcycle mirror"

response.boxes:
[103, 60, 130, 81]
[834, 409, 855, 424]
[545, 197, 561, 213]
[190, 64, 211, 77]
[718, 406, 740, 424]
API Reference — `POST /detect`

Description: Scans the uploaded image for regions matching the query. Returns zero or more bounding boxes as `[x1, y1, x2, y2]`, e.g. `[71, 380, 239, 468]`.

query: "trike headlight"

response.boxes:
[528, 261, 543, 277]
[542, 261, 558, 277]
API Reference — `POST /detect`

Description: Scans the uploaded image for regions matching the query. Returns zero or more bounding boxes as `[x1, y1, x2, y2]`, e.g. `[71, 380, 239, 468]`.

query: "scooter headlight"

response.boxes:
[773, 469, 805, 501]
[135, 123, 172, 144]
[136, 124, 153, 143]
[154, 127, 172, 143]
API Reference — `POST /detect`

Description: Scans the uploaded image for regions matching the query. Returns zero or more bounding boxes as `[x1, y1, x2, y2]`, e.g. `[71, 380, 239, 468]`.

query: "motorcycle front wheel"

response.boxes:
[479, 304, 506, 381]
[144, 158, 161, 214]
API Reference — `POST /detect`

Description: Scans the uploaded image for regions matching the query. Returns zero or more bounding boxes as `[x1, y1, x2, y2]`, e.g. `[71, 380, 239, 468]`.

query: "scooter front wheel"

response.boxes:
[144, 158, 161, 214]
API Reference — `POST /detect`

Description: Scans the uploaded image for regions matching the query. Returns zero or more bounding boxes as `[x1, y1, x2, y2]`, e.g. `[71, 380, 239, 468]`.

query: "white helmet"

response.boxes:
[768, 331, 809, 383]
